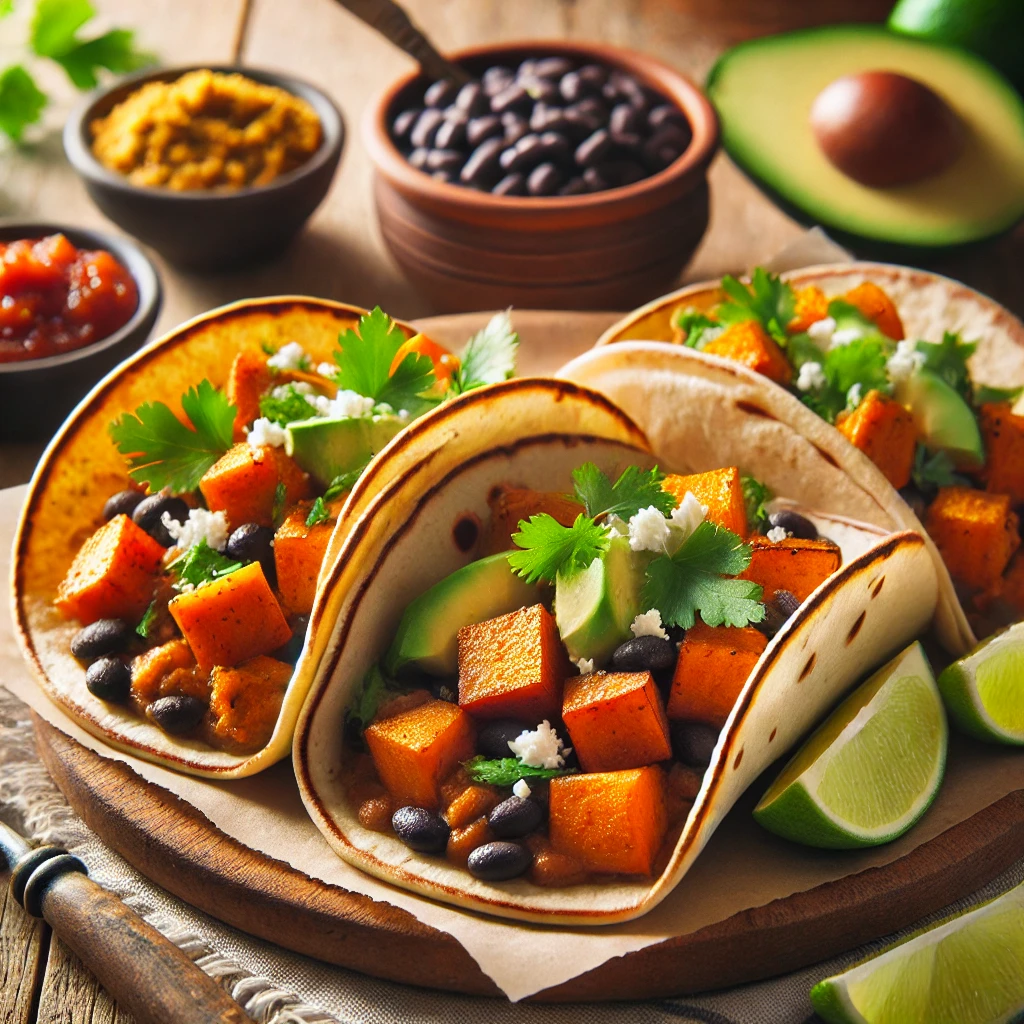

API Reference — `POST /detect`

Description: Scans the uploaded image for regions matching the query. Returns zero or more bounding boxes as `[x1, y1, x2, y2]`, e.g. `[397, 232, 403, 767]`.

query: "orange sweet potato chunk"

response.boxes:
[130, 638, 209, 710]
[56, 514, 165, 624]
[485, 487, 584, 554]
[207, 655, 293, 753]
[199, 443, 310, 529]
[667, 621, 768, 727]
[364, 699, 476, 809]
[168, 561, 292, 672]
[842, 282, 904, 340]
[788, 285, 829, 334]
[703, 321, 792, 385]
[562, 671, 672, 773]
[274, 503, 334, 615]
[444, 784, 501, 829]
[925, 486, 1021, 591]
[458, 604, 571, 721]
[740, 535, 842, 603]
[549, 766, 667, 875]
[980, 403, 1024, 506]
[226, 350, 272, 441]
[663, 467, 747, 538]
[837, 389, 918, 490]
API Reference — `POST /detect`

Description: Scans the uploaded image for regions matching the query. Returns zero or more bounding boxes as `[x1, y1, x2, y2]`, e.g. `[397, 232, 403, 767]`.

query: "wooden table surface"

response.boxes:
[2, 0, 1024, 1019]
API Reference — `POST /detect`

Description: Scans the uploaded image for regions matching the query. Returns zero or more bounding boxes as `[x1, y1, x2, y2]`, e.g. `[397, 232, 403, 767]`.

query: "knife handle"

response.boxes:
[11, 845, 254, 1024]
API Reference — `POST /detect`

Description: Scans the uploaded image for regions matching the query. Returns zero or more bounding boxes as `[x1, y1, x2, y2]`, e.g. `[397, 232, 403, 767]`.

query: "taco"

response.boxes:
[12, 297, 518, 778]
[588, 262, 1024, 653]
[294, 378, 937, 924]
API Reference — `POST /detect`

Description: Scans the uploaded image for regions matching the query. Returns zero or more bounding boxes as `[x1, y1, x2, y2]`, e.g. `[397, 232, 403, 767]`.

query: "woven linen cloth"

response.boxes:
[2, 684, 1023, 1024]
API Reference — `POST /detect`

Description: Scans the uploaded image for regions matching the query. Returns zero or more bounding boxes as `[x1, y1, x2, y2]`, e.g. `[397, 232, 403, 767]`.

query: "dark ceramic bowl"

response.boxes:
[364, 41, 719, 312]
[64, 65, 344, 270]
[0, 221, 161, 442]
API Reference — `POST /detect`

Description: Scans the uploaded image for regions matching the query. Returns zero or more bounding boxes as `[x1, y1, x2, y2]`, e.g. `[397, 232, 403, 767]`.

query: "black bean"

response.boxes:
[391, 107, 421, 143]
[573, 96, 608, 119]
[478, 719, 530, 759]
[226, 523, 276, 584]
[85, 656, 131, 702]
[424, 79, 458, 109]
[455, 82, 488, 117]
[527, 162, 561, 196]
[520, 75, 558, 103]
[434, 116, 467, 151]
[610, 129, 643, 152]
[774, 589, 801, 619]
[611, 635, 677, 673]
[538, 131, 570, 163]
[103, 489, 144, 521]
[609, 102, 642, 137]
[559, 70, 593, 104]
[534, 56, 574, 80]
[482, 65, 514, 96]
[754, 590, 803, 639]
[488, 796, 544, 839]
[392, 806, 450, 853]
[649, 103, 687, 130]
[425, 149, 464, 173]
[529, 102, 560, 133]
[467, 115, 502, 147]
[410, 108, 445, 149]
[430, 679, 458, 703]
[578, 64, 609, 89]
[643, 124, 691, 169]
[460, 136, 505, 186]
[582, 166, 611, 192]
[408, 147, 429, 169]
[72, 618, 133, 660]
[467, 841, 532, 881]
[575, 128, 613, 168]
[559, 176, 588, 196]
[501, 113, 529, 145]
[132, 494, 188, 547]
[147, 694, 206, 734]
[517, 58, 538, 79]
[767, 510, 819, 540]
[672, 721, 719, 768]
[492, 172, 527, 196]
[500, 134, 544, 172]
[490, 83, 530, 114]
[604, 158, 647, 186]
[273, 615, 309, 664]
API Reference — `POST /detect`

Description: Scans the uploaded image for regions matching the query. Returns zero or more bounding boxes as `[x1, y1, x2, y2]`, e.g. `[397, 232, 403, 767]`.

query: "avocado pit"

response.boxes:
[810, 70, 963, 188]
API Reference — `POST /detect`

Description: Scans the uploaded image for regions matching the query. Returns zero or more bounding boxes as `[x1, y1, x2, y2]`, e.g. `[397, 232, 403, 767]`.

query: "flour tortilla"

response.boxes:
[295, 381, 937, 924]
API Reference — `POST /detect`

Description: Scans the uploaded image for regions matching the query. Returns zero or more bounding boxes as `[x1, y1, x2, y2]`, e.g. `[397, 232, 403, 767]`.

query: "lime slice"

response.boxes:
[753, 642, 947, 848]
[938, 622, 1024, 746]
[811, 878, 1024, 1024]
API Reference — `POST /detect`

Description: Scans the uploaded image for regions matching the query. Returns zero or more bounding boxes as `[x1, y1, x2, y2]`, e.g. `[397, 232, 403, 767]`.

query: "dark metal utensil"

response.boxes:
[331, 0, 471, 84]
[0, 819, 254, 1024]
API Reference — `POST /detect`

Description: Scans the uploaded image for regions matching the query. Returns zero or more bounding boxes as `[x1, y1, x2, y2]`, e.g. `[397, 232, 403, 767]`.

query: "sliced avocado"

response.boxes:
[555, 536, 647, 666]
[286, 415, 404, 487]
[384, 552, 541, 677]
[707, 26, 1024, 247]
[898, 369, 985, 468]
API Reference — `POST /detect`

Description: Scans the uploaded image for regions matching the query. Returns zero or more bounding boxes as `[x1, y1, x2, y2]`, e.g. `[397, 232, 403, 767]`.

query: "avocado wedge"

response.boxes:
[707, 26, 1024, 248]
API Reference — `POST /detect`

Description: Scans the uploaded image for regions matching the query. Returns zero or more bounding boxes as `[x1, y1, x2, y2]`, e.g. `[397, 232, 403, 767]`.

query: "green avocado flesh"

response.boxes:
[897, 369, 985, 467]
[384, 552, 540, 677]
[285, 415, 404, 487]
[707, 26, 1024, 247]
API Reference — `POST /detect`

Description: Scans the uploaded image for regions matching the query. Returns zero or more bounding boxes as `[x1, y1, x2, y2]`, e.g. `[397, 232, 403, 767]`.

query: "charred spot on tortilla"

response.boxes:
[734, 400, 776, 420]
[769, 727, 777, 743]
[453, 513, 481, 553]
[846, 611, 867, 644]
[812, 445, 840, 469]
[871, 576, 886, 598]
[733, 748, 744, 769]
[799, 652, 817, 681]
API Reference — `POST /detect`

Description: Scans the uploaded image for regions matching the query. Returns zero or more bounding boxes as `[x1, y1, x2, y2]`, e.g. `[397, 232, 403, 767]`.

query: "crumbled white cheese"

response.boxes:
[669, 491, 707, 540]
[628, 505, 672, 553]
[307, 389, 376, 420]
[247, 417, 288, 449]
[162, 508, 230, 551]
[631, 608, 668, 640]
[512, 779, 532, 800]
[796, 360, 827, 392]
[316, 362, 337, 379]
[766, 525, 790, 544]
[267, 341, 308, 371]
[886, 339, 926, 384]
[807, 316, 836, 349]
[508, 720, 570, 769]
[846, 383, 864, 409]
[574, 657, 595, 675]
[830, 327, 862, 348]
[272, 382, 315, 399]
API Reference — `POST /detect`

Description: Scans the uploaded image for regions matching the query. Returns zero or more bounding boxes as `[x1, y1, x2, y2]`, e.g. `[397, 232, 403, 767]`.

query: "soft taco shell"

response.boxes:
[295, 381, 937, 924]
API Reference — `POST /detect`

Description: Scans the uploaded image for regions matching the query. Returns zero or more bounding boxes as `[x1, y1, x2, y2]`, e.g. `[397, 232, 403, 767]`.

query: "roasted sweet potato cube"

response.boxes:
[925, 486, 1021, 591]
[980, 403, 1024, 506]
[207, 655, 292, 753]
[168, 561, 292, 672]
[364, 699, 476, 809]
[740, 535, 841, 603]
[485, 487, 584, 554]
[788, 285, 829, 334]
[837, 390, 918, 490]
[667, 621, 768, 727]
[843, 282, 904, 340]
[663, 466, 747, 537]
[55, 514, 165, 624]
[703, 321, 792, 386]
[445, 784, 501, 829]
[199, 443, 310, 529]
[562, 671, 672, 772]
[549, 766, 667, 875]
[274, 502, 334, 615]
[458, 604, 571, 720]
[226, 350, 272, 440]
[130, 638, 209, 710]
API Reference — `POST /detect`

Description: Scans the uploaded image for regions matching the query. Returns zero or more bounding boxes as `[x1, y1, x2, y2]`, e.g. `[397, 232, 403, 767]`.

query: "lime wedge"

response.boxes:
[753, 642, 947, 848]
[811, 878, 1024, 1024]
[938, 622, 1024, 746]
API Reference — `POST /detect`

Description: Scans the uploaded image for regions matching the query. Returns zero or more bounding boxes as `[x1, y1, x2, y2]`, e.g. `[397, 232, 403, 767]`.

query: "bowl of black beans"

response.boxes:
[364, 42, 719, 312]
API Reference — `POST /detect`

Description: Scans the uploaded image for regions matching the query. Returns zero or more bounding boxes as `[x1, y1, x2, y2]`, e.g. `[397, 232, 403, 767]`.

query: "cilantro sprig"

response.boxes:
[741, 475, 771, 531]
[464, 756, 574, 786]
[324, 459, 371, 501]
[346, 665, 390, 731]
[109, 380, 235, 494]
[672, 309, 720, 349]
[716, 268, 795, 345]
[914, 332, 977, 402]
[451, 309, 519, 394]
[306, 496, 330, 527]
[508, 513, 610, 584]
[259, 384, 316, 426]
[167, 539, 244, 591]
[573, 463, 674, 521]
[135, 599, 158, 639]
[911, 444, 970, 497]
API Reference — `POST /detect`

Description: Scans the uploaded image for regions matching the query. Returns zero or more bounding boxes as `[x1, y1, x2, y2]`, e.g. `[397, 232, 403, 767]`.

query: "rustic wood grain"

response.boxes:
[0, 879, 48, 1024]
[35, 937, 136, 1024]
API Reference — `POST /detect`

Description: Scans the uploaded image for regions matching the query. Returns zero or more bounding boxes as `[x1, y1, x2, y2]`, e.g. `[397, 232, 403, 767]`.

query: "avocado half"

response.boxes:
[707, 26, 1024, 248]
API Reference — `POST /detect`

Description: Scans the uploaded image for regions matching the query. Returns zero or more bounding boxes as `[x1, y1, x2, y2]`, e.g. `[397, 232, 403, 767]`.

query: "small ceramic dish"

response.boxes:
[364, 41, 719, 312]
[0, 220, 161, 442]
[63, 65, 344, 270]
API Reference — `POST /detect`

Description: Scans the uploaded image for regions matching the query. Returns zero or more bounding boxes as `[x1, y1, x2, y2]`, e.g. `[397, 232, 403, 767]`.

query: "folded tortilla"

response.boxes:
[295, 379, 937, 924]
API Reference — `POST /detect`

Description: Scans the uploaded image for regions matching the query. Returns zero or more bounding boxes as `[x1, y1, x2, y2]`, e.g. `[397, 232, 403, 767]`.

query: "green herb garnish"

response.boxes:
[800, 337, 892, 423]
[305, 496, 330, 527]
[259, 383, 315, 426]
[741, 475, 772, 530]
[672, 309, 720, 349]
[0, 65, 46, 141]
[508, 513, 610, 585]
[135, 599, 158, 639]
[463, 756, 574, 787]
[973, 383, 1024, 407]
[451, 309, 519, 394]
[167, 539, 244, 591]
[915, 332, 977, 402]
[911, 445, 970, 496]
[572, 462, 673, 521]
[108, 380, 236, 493]
[347, 664, 390, 730]
[271, 482, 287, 528]
[716, 268, 795, 345]
[324, 459, 371, 501]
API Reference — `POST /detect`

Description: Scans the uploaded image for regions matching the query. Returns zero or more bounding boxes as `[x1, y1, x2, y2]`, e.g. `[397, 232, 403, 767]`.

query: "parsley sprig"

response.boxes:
[464, 756, 574, 786]
[451, 309, 519, 394]
[167, 539, 244, 591]
[716, 268, 795, 345]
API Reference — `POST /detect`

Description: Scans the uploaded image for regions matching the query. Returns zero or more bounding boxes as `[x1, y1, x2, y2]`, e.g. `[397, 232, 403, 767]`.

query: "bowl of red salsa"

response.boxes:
[0, 222, 160, 441]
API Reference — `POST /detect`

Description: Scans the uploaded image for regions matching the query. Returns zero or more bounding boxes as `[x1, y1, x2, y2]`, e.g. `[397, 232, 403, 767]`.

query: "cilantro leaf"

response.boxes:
[0, 64, 47, 141]
[259, 384, 315, 426]
[642, 520, 764, 629]
[672, 309, 721, 349]
[463, 756, 574, 786]
[508, 513, 610, 584]
[974, 383, 1024, 407]
[915, 332, 977, 401]
[108, 380, 235, 493]
[452, 309, 519, 393]
[716, 268, 795, 344]
[167, 539, 244, 591]
[136, 599, 158, 639]
[31, 0, 93, 57]
[802, 337, 892, 423]
[324, 459, 370, 500]
[827, 299, 883, 341]
[911, 444, 970, 497]
[572, 463, 674, 521]
[741, 475, 772, 530]
[306, 496, 330, 527]
[272, 481, 287, 528]
[346, 664, 390, 731]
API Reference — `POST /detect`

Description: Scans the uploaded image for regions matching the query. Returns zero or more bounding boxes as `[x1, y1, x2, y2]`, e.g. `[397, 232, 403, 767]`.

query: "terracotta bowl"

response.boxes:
[364, 41, 719, 312]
